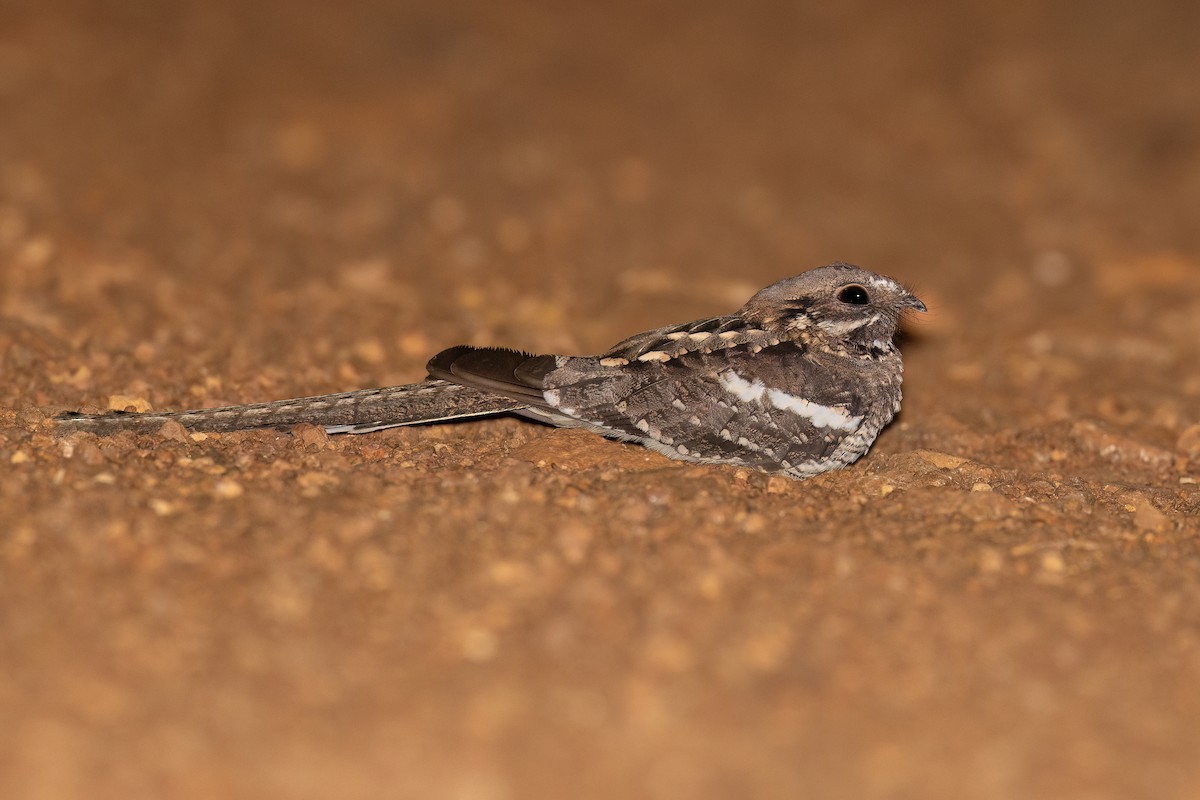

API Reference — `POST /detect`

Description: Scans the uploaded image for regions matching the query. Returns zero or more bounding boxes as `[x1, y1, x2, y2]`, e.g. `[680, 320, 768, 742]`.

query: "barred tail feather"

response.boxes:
[56, 380, 529, 435]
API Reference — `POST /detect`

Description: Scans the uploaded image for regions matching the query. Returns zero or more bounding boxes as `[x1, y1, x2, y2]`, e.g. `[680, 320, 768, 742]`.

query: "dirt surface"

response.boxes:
[3, 1, 1200, 798]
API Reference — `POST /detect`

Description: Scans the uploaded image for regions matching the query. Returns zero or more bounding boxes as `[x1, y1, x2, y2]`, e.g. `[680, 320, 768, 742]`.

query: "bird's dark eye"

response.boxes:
[837, 285, 870, 305]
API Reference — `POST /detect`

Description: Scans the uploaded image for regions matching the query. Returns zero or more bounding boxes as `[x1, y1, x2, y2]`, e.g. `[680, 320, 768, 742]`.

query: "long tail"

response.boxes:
[55, 380, 529, 435]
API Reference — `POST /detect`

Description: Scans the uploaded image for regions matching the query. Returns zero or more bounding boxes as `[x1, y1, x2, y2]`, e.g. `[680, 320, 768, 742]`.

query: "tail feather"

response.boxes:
[56, 380, 529, 435]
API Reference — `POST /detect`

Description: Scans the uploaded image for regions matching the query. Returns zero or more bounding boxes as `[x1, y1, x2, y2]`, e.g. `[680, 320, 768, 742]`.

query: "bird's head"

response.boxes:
[742, 263, 925, 351]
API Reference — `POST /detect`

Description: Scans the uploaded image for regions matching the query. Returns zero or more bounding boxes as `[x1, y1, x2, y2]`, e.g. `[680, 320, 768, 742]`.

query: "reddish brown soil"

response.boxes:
[3, 2, 1200, 798]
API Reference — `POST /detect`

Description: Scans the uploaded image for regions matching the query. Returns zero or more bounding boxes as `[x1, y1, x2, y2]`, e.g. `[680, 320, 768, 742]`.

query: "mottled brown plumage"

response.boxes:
[58, 264, 925, 478]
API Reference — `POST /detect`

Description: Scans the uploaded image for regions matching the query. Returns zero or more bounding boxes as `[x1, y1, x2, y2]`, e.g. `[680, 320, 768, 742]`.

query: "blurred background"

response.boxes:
[2, 1, 1199, 798]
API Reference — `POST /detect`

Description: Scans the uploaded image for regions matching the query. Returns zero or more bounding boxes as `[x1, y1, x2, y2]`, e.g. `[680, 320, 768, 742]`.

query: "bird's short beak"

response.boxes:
[902, 293, 927, 313]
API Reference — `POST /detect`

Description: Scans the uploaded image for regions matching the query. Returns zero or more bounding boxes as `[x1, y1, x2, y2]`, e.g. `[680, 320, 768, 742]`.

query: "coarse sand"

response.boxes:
[3, 1, 1200, 798]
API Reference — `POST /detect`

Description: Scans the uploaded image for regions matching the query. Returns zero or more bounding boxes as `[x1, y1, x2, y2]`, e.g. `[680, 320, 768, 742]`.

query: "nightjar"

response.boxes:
[58, 263, 926, 479]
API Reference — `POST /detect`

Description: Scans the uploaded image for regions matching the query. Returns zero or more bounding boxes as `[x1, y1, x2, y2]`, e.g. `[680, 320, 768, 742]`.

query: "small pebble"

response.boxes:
[212, 479, 245, 499]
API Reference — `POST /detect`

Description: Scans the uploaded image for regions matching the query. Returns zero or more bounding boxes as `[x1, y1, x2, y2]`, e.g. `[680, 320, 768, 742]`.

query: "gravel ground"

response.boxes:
[3, 1, 1200, 798]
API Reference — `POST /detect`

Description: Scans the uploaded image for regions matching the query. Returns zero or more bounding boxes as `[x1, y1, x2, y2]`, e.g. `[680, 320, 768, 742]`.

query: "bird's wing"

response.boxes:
[542, 342, 875, 472]
[426, 345, 558, 407]
[425, 312, 784, 405]
[598, 313, 783, 364]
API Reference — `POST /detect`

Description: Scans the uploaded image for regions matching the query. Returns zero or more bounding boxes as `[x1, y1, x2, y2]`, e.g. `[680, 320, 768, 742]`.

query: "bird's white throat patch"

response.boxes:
[719, 370, 863, 432]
